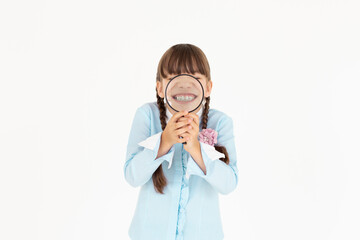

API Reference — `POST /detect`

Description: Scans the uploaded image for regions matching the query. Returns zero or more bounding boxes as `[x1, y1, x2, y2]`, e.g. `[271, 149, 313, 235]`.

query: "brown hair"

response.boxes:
[153, 43, 229, 194]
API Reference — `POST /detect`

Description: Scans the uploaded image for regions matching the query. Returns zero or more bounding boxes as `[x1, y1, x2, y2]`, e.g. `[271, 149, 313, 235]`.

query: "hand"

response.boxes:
[162, 110, 191, 146]
[179, 112, 201, 154]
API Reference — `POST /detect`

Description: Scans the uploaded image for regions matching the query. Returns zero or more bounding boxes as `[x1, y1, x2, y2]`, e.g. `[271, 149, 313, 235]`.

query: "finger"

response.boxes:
[175, 122, 189, 131]
[185, 125, 197, 138]
[187, 117, 199, 131]
[184, 112, 199, 126]
[170, 111, 188, 123]
[175, 120, 190, 130]
[178, 117, 189, 122]
[176, 117, 191, 123]
[177, 119, 197, 136]
[180, 122, 198, 137]
[175, 117, 192, 126]
[175, 127, 189, 136]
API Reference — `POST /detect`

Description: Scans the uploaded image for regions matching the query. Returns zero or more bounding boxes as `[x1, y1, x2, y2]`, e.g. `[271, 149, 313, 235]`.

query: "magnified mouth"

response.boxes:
[172, 93, 197, 102]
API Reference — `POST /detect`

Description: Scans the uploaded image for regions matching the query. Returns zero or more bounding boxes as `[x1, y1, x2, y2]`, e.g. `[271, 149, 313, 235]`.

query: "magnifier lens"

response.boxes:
[165, 74, 204, 113]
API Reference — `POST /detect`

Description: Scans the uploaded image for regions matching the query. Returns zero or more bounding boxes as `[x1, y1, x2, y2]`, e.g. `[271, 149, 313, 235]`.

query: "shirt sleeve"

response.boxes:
[124, 107, 175, 188]
[185, 115, 239, 195]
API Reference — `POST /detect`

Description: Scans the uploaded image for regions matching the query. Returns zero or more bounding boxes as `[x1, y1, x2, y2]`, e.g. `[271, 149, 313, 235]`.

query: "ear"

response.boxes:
[205, 80, 213, 97]
[156, 81, 164, 98]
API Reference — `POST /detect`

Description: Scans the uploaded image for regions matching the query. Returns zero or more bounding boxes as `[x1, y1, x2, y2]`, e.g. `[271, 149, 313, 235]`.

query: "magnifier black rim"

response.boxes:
[164, 73, 205, 113]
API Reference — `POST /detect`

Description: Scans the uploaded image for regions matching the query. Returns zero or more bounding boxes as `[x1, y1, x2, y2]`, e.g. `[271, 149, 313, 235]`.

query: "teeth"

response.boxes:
[175, 95, 194, 101]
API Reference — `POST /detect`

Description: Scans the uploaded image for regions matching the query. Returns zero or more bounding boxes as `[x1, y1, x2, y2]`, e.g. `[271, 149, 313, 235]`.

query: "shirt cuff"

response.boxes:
[138, 132, 175, 169]
[185, 142, 225, 179]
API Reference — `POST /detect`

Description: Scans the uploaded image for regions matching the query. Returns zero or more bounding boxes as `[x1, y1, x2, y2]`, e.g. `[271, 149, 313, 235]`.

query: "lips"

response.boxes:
[172, 93, 197, 102]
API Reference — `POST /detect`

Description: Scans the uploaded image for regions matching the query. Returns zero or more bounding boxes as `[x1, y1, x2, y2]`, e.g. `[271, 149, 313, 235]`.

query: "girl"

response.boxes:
[124, 43, 239, 240]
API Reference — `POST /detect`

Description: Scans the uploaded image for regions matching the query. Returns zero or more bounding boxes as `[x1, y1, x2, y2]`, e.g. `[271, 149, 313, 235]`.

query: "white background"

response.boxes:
[1, 0, 359, 239]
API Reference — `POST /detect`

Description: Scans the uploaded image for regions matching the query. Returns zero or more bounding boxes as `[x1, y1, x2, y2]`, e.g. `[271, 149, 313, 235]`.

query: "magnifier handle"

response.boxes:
[178, 114, 188, 144]
[179, 135, 187, 144]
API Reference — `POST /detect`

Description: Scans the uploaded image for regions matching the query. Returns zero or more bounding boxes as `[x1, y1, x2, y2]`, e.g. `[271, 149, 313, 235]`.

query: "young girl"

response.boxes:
[124, 43, 239, 240]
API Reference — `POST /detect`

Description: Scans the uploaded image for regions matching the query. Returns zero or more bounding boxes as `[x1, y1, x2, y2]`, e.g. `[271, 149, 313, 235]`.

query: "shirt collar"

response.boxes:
[165, 105, 203, 124]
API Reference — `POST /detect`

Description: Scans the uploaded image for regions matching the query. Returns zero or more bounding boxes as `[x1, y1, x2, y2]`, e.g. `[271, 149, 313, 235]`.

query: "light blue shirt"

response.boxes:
[124, 101, 239, 240]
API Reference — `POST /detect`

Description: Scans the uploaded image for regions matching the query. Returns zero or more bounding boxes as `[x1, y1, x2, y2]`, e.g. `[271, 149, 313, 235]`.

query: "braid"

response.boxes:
[156, 92, 168, 130]
[201, 96, 210, 129]
[201, 96, 230, 165]
[152, 90, 168, 194]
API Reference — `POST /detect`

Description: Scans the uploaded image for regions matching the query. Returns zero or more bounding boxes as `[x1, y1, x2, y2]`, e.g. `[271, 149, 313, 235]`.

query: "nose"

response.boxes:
[178, 81, 192, 89]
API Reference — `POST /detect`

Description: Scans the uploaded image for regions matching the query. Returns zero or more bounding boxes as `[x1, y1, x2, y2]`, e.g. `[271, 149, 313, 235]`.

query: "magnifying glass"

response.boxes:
[164, 73, 204, 144]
